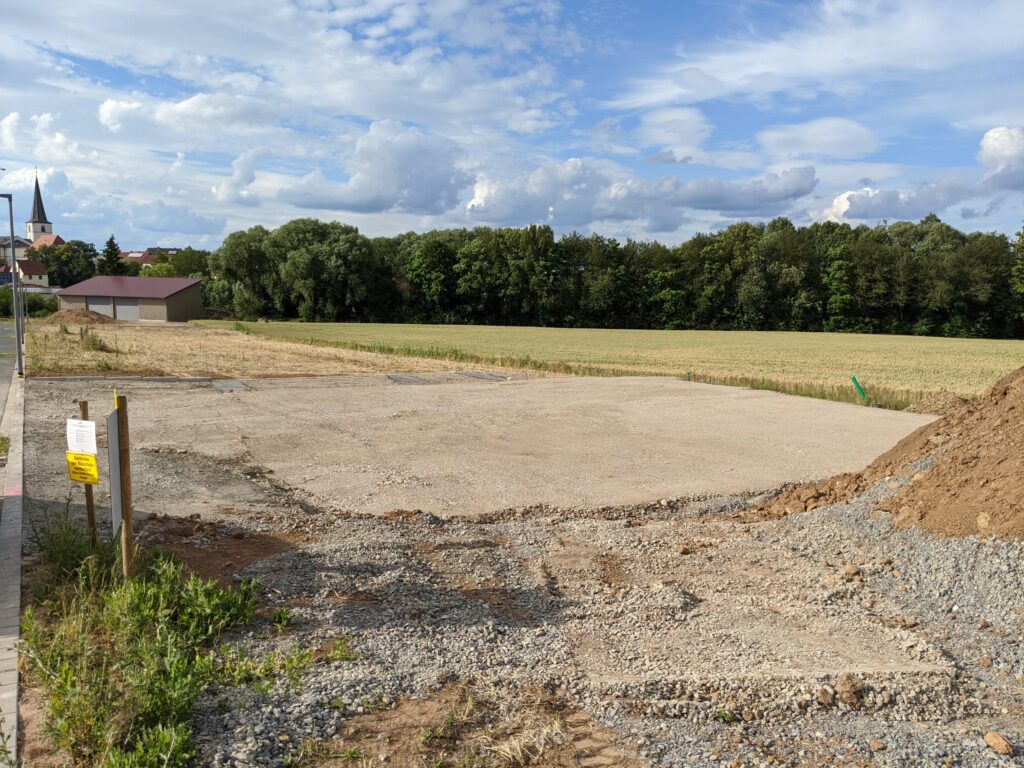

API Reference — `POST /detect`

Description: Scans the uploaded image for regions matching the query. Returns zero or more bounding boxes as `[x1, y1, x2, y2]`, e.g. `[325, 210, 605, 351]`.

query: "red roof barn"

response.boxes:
[58, 276, 203, 322]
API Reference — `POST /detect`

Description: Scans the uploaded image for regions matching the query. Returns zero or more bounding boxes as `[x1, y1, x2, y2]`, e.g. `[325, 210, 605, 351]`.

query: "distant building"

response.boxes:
[58, 276, 203, 322]
[0, 175, 53, 285]
[119, 247, 185, 268]
[1, 258, 49, 287]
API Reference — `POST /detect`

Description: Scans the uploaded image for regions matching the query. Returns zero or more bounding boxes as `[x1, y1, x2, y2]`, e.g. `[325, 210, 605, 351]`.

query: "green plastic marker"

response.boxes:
[851, 375, 868, 404]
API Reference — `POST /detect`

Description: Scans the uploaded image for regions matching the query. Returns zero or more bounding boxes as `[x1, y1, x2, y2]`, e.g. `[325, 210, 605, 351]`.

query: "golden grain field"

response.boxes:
[201, 320, 1024, 408]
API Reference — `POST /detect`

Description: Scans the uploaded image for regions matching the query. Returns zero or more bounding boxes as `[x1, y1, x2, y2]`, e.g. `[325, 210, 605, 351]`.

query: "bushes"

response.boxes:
[22, 516, 256, 767]
[0, 287, 58, 318]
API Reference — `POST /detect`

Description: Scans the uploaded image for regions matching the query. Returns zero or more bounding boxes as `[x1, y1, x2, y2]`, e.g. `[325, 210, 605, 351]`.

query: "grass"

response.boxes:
[21, 514, 259, 768]
[200, 320, 1024, 409]
[0, 435, 9, 455]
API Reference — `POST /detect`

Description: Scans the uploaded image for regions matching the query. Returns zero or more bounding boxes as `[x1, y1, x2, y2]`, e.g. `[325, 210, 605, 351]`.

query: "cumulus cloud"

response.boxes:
[467, 158, 817, 230]
[280, 120, 470, 214]
[98, 99, 143, 132]
[824, 181, 969, 221]
[213, 149, 267, 206]
[758, 117, 878, 159]
[825, 126, 1023, 222]
[0, 113, 19, 151]
[977, 126, 1024, 190]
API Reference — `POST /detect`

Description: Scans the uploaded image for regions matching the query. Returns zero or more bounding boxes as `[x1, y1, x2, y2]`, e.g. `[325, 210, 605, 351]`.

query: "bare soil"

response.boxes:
[313, 684, 643, 767]
[748, 366, 1024, 539]
[25, 322, 535, 379]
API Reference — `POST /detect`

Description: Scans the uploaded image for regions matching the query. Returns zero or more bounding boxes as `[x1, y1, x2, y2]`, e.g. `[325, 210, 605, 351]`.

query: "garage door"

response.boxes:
[86, 296, 113, 317]
[114, 297, 139, 321]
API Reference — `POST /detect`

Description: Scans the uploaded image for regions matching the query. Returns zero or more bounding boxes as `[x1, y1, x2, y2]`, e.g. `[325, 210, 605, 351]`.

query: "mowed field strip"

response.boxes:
[202, 320, 1024, 407]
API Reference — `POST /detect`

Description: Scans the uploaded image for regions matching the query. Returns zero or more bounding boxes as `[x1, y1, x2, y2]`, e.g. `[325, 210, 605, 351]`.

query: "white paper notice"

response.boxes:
[66, 419, 98, 455]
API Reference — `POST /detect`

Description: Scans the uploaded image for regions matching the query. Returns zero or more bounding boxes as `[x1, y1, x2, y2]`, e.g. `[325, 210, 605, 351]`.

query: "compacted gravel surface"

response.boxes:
[20, 379, 1024, 767]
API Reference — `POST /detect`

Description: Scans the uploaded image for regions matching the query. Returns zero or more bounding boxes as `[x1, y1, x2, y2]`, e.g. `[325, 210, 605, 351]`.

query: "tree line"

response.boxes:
[35, 215, 1024, 338]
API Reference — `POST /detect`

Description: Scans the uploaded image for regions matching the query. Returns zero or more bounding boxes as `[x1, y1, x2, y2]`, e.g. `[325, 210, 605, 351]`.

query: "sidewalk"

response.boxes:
[0, 371, 24, 758]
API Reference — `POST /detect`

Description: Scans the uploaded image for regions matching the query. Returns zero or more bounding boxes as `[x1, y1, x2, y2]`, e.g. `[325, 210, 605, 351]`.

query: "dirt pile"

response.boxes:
[748, 367, 1024, 539]
[905, 389, 971, 417]
[45, 308, 120, 325]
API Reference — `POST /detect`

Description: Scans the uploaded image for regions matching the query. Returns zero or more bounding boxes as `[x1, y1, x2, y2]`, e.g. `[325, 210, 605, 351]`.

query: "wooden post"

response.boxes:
[115, 394, 134, 578]
[78, 400, 97, 545]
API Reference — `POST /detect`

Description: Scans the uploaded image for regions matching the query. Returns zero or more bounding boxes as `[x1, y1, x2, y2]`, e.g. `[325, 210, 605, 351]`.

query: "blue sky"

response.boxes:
[1, 0, 1022, 249]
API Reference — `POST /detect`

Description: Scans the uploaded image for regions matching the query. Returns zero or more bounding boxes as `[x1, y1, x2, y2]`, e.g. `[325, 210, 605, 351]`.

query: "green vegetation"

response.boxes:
[79, 326, 112, 352]
[0, 288, 58, 318]
[270, 606, 294, 633]
[21, 515, 257, 767]
[325, 637, 360, 662]
[203, 320, 1024, 408]
[197, 215, 1024, 339]
[0, 434, 9, 455]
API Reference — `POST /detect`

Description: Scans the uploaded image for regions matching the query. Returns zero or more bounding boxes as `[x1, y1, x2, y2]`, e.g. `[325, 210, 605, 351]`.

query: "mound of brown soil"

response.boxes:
[905, 389, 970, 417]
[46, 308, 120, 325]
[747, 367, 1024, 539]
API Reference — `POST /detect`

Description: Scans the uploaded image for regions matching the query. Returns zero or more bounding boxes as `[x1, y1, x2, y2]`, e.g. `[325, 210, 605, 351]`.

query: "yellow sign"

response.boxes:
[66, 451, 99, 485]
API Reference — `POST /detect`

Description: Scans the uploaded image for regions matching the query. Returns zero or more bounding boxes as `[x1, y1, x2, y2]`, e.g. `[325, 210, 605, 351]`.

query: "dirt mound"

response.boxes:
[905, 389, 971, 417]
[747, 367, 1024, 539]
[46, 308, 120, 325]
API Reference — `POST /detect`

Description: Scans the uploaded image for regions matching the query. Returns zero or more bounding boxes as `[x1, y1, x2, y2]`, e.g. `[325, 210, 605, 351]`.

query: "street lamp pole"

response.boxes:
[0, 193, 24, 376]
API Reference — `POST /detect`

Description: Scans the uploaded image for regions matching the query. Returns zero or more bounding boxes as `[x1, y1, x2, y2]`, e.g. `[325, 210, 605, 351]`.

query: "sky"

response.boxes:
[1, 0, 1022, 249]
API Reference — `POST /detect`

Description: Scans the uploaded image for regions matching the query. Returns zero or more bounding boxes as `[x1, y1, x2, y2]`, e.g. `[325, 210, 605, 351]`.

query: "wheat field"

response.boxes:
[200, 321, 1024, 408]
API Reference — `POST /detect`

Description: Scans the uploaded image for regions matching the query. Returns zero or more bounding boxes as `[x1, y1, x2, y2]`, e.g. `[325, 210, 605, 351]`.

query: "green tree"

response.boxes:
[33, 240, 97, 287]
[171, 247, 210, 277]
[96, 235, 128, 276]
[142, 263, 178, 277]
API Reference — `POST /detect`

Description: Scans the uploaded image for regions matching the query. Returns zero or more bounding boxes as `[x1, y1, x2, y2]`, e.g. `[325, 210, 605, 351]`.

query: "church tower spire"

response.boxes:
[26, 173, 52, 241]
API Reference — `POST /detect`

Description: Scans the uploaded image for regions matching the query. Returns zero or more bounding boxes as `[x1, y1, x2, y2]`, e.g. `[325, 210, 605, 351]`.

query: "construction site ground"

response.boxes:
[18, 374, 1024, 767]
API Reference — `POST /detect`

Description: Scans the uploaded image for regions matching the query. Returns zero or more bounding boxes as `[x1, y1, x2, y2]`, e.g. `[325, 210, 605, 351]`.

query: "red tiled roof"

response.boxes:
[17, 259, 47, 276]
[58, 276, 201, 299]
[27, 234, 65, 250]
[120, 253, 157, 265]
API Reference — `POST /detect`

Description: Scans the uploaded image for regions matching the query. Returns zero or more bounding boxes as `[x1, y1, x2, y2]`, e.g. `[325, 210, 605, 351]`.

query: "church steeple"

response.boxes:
[26, 174, 51, 241]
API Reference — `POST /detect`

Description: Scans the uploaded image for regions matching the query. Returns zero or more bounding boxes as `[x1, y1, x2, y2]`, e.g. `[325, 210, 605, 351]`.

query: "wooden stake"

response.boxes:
[78, 400, 97, 545]
[115, 394, 134, 578]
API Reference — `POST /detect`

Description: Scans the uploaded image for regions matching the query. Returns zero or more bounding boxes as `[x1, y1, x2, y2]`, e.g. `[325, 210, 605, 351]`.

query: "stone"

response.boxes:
[869, 739, 887, 751]
[984, 731, 1014, 755]
[835, 673, 864, 709]
[842, 564, 861, 581]
[816, 687, 834, 707]
[979, 655, 993, 668]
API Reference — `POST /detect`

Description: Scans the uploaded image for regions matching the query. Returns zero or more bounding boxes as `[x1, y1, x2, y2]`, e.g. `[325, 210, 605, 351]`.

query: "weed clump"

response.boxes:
[22, 516, 256, 767]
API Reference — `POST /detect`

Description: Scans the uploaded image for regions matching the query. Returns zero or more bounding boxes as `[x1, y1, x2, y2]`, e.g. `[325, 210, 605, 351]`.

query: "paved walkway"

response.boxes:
[0, 319, 22, 757]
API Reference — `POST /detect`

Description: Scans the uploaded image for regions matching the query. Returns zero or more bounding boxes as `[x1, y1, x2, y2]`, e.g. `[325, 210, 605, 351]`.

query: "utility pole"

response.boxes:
[0, 192, 23, 376]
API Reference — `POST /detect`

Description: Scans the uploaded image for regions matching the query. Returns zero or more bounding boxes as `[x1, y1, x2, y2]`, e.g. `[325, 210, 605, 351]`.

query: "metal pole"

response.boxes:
[1, 194, 22, 375]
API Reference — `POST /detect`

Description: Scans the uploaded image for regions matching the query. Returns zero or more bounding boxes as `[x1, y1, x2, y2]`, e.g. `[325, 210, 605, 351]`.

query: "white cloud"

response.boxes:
[823, 181, 969, 221]
[977, 126, 1024, 191]
[636, 108, 712, 161]
[213, 149, 267, 206]
[0, 113, 20, 151]
[98, 99, 143, 132]
[758, 117, 878, 159]
[31, 113, 98, 164]
[615, 0, 1024, 110]
[467, 158, 817, 230]
[824, 126, 1023, 222]
[280, 120, 470, 214]
[152, 93, 273, 133]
